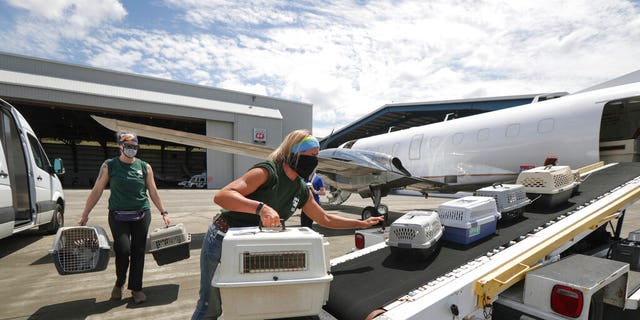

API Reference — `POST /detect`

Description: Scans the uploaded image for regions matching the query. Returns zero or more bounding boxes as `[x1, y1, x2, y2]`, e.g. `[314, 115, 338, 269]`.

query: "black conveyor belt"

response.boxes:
[324, 162, 640, 320]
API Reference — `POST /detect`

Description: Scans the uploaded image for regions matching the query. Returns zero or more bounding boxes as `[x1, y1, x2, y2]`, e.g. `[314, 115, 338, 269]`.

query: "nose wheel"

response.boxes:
[361, 204, 389, 229]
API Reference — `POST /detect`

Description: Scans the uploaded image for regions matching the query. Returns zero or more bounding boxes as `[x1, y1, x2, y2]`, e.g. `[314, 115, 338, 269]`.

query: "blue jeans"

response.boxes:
[192, 222, 224, 320]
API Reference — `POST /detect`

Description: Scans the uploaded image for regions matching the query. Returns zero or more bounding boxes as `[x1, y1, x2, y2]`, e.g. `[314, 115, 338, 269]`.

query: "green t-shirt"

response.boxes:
[221, 160, 310, 227]
[106, 157, 150, 211]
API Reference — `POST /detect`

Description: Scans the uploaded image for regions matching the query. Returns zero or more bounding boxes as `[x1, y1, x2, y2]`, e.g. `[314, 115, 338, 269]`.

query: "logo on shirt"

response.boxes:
[135, 169, 144, 178]
[291, 196, 300, 213]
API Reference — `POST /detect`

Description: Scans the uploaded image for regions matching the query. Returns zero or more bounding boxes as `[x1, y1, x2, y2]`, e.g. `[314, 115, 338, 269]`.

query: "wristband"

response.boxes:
[161, 211, 168, 216]
[255, 202, 264, 216]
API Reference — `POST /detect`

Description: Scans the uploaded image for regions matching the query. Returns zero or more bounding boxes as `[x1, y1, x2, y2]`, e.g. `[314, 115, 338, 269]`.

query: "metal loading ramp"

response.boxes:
[324, 162, 640, 320]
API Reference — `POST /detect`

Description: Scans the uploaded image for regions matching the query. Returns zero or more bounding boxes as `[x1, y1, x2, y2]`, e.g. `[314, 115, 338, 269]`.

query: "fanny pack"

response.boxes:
[112, 209, 146, 222]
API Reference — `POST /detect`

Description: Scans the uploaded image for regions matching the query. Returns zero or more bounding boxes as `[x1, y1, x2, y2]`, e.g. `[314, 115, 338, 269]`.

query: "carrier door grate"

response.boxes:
[242, 251, 307, 273]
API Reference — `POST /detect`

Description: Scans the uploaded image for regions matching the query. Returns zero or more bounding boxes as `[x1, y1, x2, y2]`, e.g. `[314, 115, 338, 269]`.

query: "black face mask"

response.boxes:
[287, 154, 318, 180]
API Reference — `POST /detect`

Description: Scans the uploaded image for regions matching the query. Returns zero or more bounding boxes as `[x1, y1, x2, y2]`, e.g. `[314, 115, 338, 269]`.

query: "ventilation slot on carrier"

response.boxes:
[242, 251, 307, 273]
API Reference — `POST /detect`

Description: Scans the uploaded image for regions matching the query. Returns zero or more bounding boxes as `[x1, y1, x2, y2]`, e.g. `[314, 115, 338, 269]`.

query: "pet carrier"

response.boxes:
[212, 226, 332, 319]
[147, 223, 191, 266]
[476, 183, 530, 219]
[438, 196, 500, 245]
[387, 210, 444, 259]
[50, 226, 111, 275]
[516, 165, 579, 209]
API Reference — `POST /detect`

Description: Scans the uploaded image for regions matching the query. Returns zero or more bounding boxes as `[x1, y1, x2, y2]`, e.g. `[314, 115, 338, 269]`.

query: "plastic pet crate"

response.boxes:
[50, 226, 111, 275]
[476, 183, 530, 219]
[213, 226, 332, 319]
[516, 165, 579, 209]
[438, 196, 501, 245]
[387, 210, 444, 259]
[147, 223, 191, 266]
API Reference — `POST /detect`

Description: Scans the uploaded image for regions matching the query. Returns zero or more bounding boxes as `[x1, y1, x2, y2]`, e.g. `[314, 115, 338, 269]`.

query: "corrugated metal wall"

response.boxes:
[44, 143, 206, 189]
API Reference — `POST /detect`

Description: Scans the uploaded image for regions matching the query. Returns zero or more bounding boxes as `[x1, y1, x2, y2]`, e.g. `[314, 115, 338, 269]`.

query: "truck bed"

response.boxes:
[324, 162, 640, 320]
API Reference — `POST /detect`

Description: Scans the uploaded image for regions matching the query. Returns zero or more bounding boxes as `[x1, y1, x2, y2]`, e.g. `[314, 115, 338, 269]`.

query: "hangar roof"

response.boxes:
[319, 92, 567, 149]
[0, 70, 282, 119]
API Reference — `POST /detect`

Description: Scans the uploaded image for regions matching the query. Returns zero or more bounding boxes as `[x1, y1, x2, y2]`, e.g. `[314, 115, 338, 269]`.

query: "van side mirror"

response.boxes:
[53, 158, 65, 175]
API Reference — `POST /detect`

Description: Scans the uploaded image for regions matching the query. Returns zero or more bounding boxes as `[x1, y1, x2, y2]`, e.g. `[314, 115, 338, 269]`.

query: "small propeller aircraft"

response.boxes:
[92, 70, 640, 220]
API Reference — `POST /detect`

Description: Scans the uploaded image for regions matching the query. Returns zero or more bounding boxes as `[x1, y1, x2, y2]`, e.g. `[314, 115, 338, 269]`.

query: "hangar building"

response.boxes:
[0, 52, 312, 188]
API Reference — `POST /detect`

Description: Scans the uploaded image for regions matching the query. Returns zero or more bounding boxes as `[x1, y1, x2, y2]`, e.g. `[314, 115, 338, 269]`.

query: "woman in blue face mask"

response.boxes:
[78, 131, 171, 304]
[192, 129, 385, 320]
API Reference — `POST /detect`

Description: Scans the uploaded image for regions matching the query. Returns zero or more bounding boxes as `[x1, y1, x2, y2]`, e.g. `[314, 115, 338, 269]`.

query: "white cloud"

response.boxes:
[2, 0, 640, 137]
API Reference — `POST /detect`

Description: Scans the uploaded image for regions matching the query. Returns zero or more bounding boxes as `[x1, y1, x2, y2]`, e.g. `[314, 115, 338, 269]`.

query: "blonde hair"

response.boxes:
[269, 129, 313, 162]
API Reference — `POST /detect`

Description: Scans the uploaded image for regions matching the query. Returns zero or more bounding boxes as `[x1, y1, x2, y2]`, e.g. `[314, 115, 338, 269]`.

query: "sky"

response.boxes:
[1, 0, 640, 138]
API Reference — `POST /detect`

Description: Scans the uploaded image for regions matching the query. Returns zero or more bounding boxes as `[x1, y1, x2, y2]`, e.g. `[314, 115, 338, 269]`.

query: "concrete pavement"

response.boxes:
[1, 188, 640, 320]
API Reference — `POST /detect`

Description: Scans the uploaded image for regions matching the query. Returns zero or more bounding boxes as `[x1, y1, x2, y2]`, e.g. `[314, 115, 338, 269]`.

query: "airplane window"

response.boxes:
[409, 134, 423, 160]
[477, 128, 489, 142]
[392, 143, 400, 156]
[430, 136, 441, 149]
[506, 124, 520, 137]
[452, 133, 464, 145]
[538, 118, 554, 133]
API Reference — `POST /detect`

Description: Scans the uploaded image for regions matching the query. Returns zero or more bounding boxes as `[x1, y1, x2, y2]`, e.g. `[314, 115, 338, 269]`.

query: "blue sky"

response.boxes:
[1, 0, 640, 137]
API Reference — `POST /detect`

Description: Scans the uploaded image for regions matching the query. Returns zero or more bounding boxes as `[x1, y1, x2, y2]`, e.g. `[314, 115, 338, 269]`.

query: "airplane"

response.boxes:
[91, 70, 640, 220]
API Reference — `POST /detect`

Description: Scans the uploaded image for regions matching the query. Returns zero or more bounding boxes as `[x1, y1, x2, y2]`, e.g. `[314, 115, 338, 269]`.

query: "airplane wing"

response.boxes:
[92, 115, 434, 180]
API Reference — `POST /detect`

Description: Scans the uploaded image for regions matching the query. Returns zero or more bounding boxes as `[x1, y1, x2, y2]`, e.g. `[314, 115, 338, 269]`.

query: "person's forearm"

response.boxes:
[214, 190, 261, 214]
[81, 189, 103, 217]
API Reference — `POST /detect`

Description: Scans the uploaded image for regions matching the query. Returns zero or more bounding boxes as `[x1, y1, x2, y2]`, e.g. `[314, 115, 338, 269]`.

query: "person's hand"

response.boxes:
[361, 216, 384, 228]
[162, 214, 171, 226]
[78, 215, 88, 226]
[259, 205, 281, 227]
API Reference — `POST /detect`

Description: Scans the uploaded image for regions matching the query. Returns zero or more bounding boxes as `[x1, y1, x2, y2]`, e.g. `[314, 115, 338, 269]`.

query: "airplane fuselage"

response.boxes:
[341, 82, 640, 193]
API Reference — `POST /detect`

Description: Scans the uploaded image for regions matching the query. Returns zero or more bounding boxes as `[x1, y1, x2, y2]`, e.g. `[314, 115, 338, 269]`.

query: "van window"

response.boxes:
[506, 124, 520, 137]
[27, 134, 49, 171]
[409, 134, 423, 160]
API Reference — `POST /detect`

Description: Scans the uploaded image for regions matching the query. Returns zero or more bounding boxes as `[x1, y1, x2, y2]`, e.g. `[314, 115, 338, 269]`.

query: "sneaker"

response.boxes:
[110, 285, 122, 300]
[131, 290, 146, 304]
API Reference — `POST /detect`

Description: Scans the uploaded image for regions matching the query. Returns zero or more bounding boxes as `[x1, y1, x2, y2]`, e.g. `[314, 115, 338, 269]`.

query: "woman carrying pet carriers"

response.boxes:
[79, 132, 171, 304]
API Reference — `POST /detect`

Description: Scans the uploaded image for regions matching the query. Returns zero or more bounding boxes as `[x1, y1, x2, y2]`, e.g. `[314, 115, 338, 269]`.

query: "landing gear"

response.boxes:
[325, 186, 351, 205]
[361, 186, 389, 227]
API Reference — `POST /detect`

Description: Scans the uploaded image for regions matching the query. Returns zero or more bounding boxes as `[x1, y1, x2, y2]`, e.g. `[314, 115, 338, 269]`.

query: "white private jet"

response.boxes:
[92, 70, 640, 219]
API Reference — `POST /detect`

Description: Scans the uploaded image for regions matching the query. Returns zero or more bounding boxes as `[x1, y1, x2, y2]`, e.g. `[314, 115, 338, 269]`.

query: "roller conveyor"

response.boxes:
[324, 162, 640, 320]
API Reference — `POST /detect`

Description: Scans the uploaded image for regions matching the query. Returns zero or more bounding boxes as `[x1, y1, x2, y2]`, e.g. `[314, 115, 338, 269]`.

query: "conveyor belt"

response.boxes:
[324, 162, 640, 320]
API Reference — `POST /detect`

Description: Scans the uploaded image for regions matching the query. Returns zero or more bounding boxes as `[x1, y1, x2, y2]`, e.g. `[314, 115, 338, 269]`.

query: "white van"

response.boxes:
[0, 98, 65, 240]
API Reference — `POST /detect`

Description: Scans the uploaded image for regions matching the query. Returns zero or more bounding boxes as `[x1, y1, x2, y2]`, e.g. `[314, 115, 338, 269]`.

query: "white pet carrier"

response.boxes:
[147, 223, 191, 266]
[50, 226, 111, 275]
[476, 183, 531, 219]
[386, 210, 444, 259]
[212, 226, 333, 319]
[438, 196, 501, 245]
[516, 165, 579, 208]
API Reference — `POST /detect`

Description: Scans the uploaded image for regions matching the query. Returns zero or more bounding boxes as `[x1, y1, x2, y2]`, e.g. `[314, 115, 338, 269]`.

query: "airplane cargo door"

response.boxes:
[599, 97, 640, 163]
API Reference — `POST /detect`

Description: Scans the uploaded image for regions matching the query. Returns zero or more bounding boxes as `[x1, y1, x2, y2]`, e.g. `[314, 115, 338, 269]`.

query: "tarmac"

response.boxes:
[1, 188, 640, 320]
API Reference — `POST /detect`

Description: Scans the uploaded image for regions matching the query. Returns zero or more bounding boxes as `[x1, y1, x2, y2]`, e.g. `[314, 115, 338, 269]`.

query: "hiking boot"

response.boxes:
[132, 290, 146, 304]
[110, 285, 122, 300]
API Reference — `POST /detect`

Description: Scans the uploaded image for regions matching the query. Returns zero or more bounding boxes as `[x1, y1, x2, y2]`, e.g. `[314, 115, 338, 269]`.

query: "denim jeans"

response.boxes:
[192, 222, 223, 320]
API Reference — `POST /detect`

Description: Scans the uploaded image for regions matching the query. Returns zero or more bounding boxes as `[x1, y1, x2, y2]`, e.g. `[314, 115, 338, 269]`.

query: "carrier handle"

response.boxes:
[258, 219, 286, 232]
[491, 182, 503, 188]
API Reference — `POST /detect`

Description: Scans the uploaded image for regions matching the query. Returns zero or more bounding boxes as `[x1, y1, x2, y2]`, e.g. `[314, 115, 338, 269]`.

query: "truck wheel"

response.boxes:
[40, 203, 64, 234]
